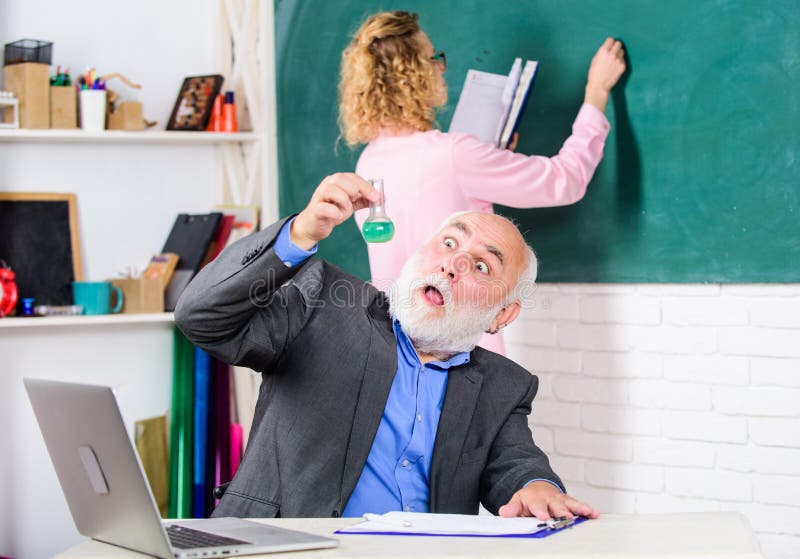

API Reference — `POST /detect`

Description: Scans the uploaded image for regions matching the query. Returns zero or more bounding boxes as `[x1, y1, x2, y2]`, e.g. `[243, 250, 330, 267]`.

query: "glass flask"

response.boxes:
[362, 178, 395, 243]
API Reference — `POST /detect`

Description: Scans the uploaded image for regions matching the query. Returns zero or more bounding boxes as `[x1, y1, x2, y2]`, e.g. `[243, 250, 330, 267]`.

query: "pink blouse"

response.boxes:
[354, 103, 610, 353]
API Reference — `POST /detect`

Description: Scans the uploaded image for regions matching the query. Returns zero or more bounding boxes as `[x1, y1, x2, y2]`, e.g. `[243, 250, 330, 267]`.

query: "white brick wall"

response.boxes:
[506, 283, 800, 559]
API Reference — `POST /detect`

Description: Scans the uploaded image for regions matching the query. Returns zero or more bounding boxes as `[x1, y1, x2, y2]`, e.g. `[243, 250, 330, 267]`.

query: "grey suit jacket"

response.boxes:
[174, 217, 563, 518]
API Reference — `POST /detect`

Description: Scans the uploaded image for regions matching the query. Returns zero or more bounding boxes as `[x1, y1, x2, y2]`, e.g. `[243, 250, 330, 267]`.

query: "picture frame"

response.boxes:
[166, 74, 224, 131]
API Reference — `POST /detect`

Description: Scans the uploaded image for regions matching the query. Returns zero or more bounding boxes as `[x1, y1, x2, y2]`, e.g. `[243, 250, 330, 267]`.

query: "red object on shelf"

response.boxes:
[206, 93, 223, 132]
[0, 263, 19, 317]
[221, 91, 238, 132]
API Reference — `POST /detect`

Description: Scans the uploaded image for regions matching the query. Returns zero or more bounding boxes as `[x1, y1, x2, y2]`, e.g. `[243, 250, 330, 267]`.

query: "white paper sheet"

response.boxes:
[448, 70, 509, 145]
[337, 511, 559, 536]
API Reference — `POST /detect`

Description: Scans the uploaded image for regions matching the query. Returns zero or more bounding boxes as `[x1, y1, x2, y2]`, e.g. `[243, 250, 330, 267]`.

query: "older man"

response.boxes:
[175, 173, 597, 521]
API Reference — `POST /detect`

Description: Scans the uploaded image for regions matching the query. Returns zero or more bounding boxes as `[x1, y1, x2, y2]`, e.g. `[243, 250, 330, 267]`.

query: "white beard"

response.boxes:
[387, 252, 501, 356]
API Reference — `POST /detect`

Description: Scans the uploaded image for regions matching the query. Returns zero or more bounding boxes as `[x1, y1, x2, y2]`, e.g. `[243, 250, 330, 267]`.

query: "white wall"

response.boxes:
[0, 0, 222, 280]
[1, 2, 220, 558]
[507, 284, 800, 559]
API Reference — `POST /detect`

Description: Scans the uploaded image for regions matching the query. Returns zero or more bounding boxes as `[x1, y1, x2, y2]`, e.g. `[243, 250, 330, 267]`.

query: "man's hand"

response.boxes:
[498, 481, 600, 520]
[290, 173, 378, 250]
[584, 37, 627, 112]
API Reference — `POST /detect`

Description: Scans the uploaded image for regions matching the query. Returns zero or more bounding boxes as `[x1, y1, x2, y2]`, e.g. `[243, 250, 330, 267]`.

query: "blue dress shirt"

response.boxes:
[342, 320, 469, 516]
[273, 217, 318, 265]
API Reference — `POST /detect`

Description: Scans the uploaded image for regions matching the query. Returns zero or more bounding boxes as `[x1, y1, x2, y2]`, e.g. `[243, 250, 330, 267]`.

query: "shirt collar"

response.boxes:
[393, 320, 471, 370]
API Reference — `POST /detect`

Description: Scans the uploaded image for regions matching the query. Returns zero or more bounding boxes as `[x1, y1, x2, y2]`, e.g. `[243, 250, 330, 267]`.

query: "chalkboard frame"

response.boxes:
[0, 192, 83, 305]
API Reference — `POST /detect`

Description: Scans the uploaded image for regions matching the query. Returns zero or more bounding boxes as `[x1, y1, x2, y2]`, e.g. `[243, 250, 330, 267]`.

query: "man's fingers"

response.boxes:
[315, 202, 346, 222]
[525, 500, 551, 521]
[324, 173, 379, 205]
[355, 177, 381, 204]
[547, 501, 573, 520]
[498, 500, 522, 518]
[320, 185, 354, 215]
[601, 36, 614, 50]
[564, 497, 600, 519]
[505, 484, 600, 521]
[351, 197, 373, 212]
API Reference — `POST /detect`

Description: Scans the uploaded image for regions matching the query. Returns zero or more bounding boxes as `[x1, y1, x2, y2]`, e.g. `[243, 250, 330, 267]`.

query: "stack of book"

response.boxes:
[449, 57, 539, 149]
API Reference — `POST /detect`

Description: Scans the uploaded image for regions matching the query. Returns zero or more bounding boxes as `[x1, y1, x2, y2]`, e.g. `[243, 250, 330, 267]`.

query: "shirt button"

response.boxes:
[405, 505, 411, 511]
[283, 261, 292, 267]
[401, 459, 409, 467]
[416, 414, 422, 422]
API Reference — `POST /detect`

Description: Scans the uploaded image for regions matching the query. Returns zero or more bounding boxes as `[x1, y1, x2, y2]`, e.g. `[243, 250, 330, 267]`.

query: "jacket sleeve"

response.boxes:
[480, 373, 564, 514]
[452, 103, 610, 208]
[173, 216, 320, 373]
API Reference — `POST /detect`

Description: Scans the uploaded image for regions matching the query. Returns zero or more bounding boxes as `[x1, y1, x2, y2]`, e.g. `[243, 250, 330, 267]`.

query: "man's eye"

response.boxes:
[476, 261, 490, 274]
[443, 238, 456, 249]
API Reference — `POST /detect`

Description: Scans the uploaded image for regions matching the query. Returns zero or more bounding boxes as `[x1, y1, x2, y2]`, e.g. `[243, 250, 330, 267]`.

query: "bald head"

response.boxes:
[439, 212, 537, 302]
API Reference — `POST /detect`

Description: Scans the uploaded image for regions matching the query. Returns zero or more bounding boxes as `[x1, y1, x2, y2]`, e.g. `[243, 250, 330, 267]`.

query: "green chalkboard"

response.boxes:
[276, 0, 799, 282]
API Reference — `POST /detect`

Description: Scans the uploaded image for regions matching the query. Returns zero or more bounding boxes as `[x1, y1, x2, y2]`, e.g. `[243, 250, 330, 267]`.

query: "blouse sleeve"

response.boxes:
[452, 103, 610, 208]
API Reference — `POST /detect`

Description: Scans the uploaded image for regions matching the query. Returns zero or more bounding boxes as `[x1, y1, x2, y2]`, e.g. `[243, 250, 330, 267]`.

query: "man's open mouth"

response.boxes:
[423, 285, 445, 306]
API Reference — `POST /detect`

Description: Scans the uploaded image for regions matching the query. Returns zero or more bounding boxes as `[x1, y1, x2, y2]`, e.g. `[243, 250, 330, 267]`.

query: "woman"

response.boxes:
[340, 11, 625, 353]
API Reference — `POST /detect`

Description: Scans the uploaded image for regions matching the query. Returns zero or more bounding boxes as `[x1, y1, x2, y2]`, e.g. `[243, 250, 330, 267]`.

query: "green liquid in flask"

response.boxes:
[362, 219, 395, 243]
[363, 178, 395, 243]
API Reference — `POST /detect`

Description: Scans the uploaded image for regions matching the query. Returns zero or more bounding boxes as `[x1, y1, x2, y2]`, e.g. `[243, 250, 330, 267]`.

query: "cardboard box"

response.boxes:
[111, 277, 164, 314]
[2, 62, 49, 128]
[50, 86, 77, 129]
[0, 96, 19, 128]
[108, 100, 144, 131]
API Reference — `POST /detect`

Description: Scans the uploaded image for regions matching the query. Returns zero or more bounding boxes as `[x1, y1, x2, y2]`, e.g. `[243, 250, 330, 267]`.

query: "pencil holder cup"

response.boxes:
[79, 89, 106, 131]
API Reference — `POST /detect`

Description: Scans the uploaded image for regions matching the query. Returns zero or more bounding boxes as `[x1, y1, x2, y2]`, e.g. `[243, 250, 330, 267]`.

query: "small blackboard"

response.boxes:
[0, 193, 83, 306]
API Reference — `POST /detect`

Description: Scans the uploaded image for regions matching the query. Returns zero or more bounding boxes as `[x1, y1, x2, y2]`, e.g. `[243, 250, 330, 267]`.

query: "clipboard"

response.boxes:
[335, 512, 588, 539]
[161, 212, 222, 311]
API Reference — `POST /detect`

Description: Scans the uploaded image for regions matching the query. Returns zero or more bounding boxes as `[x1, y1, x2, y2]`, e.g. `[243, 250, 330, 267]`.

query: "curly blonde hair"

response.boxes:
[338, 11, 447, 147]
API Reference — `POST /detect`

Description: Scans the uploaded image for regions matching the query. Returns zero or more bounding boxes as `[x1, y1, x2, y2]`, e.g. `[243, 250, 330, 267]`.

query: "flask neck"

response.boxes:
[369, 202, 387, 217]
[369, 179, 388, 218]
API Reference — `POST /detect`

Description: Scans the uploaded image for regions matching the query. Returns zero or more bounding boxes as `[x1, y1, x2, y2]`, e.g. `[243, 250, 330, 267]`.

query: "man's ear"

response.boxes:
[490, 300, 521, 331]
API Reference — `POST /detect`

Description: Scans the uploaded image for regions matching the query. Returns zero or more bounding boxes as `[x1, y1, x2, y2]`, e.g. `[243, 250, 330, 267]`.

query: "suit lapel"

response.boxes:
[339, 295, 397, 508]
[429, 364, 484, 511]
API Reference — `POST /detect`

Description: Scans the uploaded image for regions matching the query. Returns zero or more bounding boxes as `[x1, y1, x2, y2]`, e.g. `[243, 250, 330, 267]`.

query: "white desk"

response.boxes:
[55, 512, 763, 558]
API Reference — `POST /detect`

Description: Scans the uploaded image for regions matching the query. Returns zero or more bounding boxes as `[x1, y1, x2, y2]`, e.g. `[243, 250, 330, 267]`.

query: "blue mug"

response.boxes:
[72, 281, 124, 315]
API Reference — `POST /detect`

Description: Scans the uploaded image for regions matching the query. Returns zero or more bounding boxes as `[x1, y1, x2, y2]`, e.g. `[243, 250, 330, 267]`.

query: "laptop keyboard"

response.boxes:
[166, 524, 250, 549]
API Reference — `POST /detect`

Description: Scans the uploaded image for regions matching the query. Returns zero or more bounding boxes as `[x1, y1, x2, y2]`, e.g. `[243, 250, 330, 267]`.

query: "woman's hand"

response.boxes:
[584, 37, 627, 112]
[507, 132, 519, 152]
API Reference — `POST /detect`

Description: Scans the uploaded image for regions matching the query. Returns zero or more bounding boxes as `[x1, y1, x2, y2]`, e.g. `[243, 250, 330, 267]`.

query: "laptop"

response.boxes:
[24, 378, 338, 558]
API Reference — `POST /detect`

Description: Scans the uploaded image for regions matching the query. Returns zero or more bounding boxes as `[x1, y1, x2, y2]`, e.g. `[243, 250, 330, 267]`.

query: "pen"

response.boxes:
[537, 516, 575, 530]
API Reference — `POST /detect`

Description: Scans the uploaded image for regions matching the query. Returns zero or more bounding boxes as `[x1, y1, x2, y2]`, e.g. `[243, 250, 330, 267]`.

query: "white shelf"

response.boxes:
[0, 312, 175, 329]
[0, 129, 261, 144]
